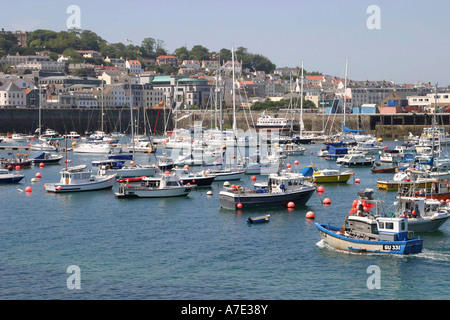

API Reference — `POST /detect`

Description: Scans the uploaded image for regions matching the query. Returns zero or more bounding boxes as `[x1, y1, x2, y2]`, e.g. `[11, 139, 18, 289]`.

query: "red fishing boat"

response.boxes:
[371, 165, 397, 173]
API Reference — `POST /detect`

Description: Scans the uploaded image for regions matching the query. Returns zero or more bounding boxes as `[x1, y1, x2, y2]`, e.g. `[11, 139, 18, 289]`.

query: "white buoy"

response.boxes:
[207, 190, 213, 196]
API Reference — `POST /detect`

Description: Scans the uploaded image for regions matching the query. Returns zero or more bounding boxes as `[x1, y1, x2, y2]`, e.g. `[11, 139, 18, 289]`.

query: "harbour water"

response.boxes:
[0, 139, 449, 300]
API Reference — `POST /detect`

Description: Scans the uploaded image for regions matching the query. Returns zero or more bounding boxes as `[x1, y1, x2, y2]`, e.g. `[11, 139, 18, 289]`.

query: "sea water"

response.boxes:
[0, 139, 448, 300]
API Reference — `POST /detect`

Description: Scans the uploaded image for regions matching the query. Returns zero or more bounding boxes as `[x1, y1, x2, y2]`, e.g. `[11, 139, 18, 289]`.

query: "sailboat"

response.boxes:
[30, 86, 60, 152]
[95, 83, 158, 178]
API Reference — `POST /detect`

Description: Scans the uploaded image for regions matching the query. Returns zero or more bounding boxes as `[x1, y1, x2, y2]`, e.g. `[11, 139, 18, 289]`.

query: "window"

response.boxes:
[385, 222, 394, 230]
[378, 222, 384, 229]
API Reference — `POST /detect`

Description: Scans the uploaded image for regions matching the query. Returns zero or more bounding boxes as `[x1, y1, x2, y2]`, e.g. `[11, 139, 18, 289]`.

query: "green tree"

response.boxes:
[189, 45, 210, 61]
[173, 46, 190, 60]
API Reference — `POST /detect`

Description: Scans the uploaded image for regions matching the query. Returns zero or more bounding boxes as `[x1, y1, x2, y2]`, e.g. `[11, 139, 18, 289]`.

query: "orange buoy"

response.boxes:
[35, 172, 42, 178]
[323, 198, 331, 205]
[287, 201, 295, 208]
[317, 186, 324, 193]
[306, 211, 315, 219]
[164, 170, 171, 175]
[25, 186, 32, 193]
[236, 203, 243, 209]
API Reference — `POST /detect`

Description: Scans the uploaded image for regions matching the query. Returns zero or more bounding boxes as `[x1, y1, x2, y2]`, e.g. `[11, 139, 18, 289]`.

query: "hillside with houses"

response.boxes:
[0, 28, 448, 115]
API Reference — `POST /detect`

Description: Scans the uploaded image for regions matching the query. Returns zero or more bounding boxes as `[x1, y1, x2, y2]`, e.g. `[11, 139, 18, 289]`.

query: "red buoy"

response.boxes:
[236, 203, 243, 209]
[306, 211, 315, 219]
[39, 162, 45, 168]
[251, 175, 257, 181]
[25, 186, 32, 193]
[287, 201, 295, 208]
[15, 165, 21, 170]
[323, 198, 331, 205]
[35, 172, 42, 178]
[355, 178, 360, 184]
[317, 186, 324, 193]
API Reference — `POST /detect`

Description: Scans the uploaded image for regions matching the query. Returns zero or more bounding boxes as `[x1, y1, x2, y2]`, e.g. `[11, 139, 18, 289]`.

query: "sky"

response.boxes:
[2, 0, 450, 85]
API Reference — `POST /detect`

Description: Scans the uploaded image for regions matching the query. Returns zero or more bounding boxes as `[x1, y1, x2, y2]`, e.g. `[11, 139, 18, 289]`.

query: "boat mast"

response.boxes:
[130, 82, 135, 158]
[232, 46, 237, 133]
[300, 61, 304, 138]
[343, 58, 348, 130]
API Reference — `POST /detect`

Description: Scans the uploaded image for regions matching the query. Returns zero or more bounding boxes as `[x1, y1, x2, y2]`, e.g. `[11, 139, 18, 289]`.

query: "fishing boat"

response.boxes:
[0, 168, 24, 183]
[247, 215, 270, 224]
[315, 190, 423, 254]
[45, 165, 116, 193]
[392, 195, 450, 232]
[114, 171, 196, 198]
[336, 153, 375, 167]
[377, 168, 436, 191]
[301, 165, 353, 183]
[316, 215, 423, 255]
[29, 151, 63, 164]
[219, 169, 316, 210]
[1, 153, 32, 168]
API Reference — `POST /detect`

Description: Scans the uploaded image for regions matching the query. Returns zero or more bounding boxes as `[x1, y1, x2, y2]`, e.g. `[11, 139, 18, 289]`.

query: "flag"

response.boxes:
[211, 53, 219, 59]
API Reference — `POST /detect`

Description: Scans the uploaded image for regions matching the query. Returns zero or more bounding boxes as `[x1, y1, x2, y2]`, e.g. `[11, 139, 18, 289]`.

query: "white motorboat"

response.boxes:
[336, 153, 375, 167]
[92, 154, 159, 179]
[393, 195, 450, 232]
[73, 142, 113, 154]
[114, 171, 195, 198]
[45, 165, 116, 193]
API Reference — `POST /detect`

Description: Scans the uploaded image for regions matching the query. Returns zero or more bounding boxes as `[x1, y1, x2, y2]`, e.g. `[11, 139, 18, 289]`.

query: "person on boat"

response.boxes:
[357, 202, 364, 216]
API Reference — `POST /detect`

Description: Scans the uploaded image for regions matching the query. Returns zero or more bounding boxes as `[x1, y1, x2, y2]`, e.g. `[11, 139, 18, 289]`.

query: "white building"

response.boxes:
[126, 60, 142, 75]
[0, 82, 26, 107]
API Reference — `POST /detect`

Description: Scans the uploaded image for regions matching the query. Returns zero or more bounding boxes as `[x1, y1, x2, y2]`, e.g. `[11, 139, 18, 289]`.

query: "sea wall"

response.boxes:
[177, 111, 450, 138]
[0, 108, 171, 135]
[1, 108, 448, 138]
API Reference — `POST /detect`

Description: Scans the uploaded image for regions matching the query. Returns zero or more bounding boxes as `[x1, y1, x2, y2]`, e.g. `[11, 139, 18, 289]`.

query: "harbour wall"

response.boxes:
[178, 111, 450, 138]
[1, 108, 449, 138]
[0, 108, 170, 135]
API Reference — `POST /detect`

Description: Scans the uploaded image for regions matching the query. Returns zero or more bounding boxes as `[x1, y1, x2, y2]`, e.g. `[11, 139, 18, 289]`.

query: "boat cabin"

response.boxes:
[268, 170, 308, 193]
[376, 217, 409, 241]
[60, 165, 93, 184]
[345, 215, 410, 241]
[139, 175, 183, 188]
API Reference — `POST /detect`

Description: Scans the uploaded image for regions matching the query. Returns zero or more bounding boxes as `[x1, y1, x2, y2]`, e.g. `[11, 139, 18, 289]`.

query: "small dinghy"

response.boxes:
[247, 214, 270, 224]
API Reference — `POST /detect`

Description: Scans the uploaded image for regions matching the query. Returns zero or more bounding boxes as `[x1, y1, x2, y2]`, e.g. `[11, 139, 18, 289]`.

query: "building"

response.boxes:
[0, 29, 30, 47]
[222, 60, 242, 75]
[16, 60, 66, 72]
[126, 60, 142, 75]
[274, 67, 298, 77]
[0, 82, 26, 107]
[143, 83, 164, 108]
[156, 55, 178, 67]
[76, 50, 102, 59]
[149, 75, 211, 108]
[104, 57, 126, 72]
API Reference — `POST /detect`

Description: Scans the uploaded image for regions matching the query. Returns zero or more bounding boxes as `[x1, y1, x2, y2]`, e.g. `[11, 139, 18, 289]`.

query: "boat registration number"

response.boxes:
[383, 244, 401, 251]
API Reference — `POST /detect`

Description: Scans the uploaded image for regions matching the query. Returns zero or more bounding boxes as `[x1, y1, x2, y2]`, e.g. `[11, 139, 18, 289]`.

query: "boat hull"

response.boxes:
[315, 223, 423, 255]
[45, 175, 116, 193]
[311, 173, 353, 183]
[114, 185, 195, 198]
[0, 175, 24, 183]
[377, 180, 434, 191]
[219, 187, 315, 210]
[406, 214, 450, 232]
